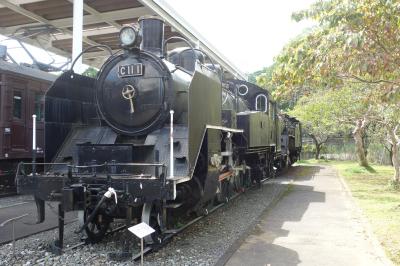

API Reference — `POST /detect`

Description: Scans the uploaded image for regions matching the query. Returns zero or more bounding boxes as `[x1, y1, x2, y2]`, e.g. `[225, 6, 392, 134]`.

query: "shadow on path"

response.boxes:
[226, 165, 326, 266]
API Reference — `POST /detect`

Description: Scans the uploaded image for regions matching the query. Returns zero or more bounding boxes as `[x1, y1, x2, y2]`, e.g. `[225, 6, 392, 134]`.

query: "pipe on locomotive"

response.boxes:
[69, 45, 113, 72]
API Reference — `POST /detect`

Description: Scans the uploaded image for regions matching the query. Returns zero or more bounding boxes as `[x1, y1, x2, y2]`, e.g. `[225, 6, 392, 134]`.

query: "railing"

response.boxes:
[16, 162, 167, 181]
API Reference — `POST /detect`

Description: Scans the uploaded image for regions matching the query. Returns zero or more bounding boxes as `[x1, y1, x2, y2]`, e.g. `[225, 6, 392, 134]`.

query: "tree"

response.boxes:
[374, 102, 400, 183]
[255, 64, 274, 89]
[289, 90, 347, 159]
[248, 66, 272, 85]
[289, 86, 366, 159]
[269, 0, 400, 168]
[370, 124, 393, 166]
[291, 0, 400, 96]
[82, 67, 98, 78]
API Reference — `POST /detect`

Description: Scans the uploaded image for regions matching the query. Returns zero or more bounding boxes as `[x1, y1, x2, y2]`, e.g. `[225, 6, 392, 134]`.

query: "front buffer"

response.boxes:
[16, 157, 173, 253]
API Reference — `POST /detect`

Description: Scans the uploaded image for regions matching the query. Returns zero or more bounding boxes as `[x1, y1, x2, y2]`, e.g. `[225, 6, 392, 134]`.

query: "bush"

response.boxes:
[388, 179, 400, 191]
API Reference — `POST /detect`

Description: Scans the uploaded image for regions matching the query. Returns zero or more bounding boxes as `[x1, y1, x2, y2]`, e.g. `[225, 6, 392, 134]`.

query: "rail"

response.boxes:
[0, 213, 29, 257]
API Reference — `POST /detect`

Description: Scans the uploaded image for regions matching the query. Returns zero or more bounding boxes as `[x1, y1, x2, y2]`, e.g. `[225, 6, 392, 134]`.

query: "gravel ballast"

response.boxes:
[0, 169, 297, 265]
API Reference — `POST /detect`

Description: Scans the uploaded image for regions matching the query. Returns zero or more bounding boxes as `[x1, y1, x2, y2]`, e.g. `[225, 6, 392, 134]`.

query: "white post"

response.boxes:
[169, 110, 174, 178]
[32, 115, 36, 151]
[72, 0, 83, 72]
[32, 114, 37, 175]
[141, 237, 144, 266]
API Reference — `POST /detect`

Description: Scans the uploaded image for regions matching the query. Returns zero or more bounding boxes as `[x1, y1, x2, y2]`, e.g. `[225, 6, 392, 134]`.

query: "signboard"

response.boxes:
[128, 222, 155, 239]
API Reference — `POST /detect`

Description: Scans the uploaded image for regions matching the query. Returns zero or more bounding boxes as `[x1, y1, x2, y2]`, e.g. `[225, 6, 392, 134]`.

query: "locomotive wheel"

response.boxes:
[142, 203, 163, 245]
[191, 175, 208, 216]
[270, 160, 276, 179]
[220, 180, 232, 203]
[84, 211, 110, 243]
[233, 172, 243, 192]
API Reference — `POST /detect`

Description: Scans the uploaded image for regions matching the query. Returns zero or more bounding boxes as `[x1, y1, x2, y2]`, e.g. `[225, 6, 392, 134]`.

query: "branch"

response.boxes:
[320, 136, 330, 145]
[337, 117, 354, 125]
[338, 74, 400, 86]
[394, 124, 400, 145]
[371, 30, 400, 68]
[361, 116, 369, 130]
[383, 144, 392, 152]
[309, 134, 320, 145]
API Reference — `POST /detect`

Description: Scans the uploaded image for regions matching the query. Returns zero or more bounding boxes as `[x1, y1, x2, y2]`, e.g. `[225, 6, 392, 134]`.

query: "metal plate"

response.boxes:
[118, 63, 143, 78]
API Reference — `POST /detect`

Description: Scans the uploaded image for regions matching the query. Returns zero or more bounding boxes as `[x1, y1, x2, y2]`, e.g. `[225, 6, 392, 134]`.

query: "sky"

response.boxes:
[0, 0, 316, 74]
[0, 35, 72, 70]
[164, 0, 316, 73]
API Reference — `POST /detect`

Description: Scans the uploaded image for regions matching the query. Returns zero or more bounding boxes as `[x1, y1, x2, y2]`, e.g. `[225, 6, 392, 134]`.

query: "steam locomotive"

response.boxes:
[16, 16, 301, 249]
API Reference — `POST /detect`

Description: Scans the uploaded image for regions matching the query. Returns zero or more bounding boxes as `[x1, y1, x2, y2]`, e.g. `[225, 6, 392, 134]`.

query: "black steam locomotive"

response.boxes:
[17, 17, 302, 249]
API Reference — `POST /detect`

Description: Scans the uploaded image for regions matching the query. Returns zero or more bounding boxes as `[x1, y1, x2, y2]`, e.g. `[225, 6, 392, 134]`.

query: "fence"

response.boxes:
[300, 137, 393, 165]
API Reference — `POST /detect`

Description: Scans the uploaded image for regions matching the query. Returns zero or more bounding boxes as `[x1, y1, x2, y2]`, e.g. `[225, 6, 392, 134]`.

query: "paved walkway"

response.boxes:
[225, 165, 391, 266]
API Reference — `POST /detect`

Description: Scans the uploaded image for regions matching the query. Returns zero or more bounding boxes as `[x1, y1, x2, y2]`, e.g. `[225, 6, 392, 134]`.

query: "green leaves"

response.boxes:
[254, 0, 400, 159]
[261, 0, 400, 116]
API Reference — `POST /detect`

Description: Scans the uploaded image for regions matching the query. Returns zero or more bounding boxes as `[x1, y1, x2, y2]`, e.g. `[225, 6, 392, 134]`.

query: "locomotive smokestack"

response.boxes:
[139, 16, 165, 57]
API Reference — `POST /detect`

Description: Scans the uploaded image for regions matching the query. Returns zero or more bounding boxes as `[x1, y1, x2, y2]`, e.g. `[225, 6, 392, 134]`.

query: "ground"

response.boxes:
[1, 162, 397, 265]
[301, 160, 400, 265]
[225, 164, 393, 266]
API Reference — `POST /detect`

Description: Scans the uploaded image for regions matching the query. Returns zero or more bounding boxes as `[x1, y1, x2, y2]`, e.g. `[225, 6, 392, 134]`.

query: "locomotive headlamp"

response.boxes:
[119, 26, 139, 47]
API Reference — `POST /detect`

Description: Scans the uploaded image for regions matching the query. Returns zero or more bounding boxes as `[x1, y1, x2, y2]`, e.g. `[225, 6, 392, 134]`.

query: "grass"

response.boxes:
[297, 159, 400, 265]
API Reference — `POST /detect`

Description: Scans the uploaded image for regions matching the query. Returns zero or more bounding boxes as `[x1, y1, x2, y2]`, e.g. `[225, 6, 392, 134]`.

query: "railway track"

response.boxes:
[0, 191, 17, 198]
[0, 193, 231, 257]
[120, 176, 274, 261]
[39, 188, 246, 261]
[0, 166, 298, 265]
[0, 199, 77, 245]
[127, 170, 291, 261]
[131, 199, 230, 261]
[13, 175, 270, 261]
[1, 170, 284, 260]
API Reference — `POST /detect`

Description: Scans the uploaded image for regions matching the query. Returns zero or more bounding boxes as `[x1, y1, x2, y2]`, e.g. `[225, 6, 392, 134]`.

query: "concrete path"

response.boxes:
[225, 165, 391, 266]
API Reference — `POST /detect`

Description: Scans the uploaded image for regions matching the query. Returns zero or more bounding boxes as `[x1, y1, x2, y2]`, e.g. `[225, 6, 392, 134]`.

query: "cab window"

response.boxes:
[35, 93, 44, 121]
[13, 91, 22, 119]
[255, 94, 268, 112]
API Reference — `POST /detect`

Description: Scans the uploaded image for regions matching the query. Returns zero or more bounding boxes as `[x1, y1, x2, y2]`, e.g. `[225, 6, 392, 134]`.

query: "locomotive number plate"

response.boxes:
[118, 63, 143, 78]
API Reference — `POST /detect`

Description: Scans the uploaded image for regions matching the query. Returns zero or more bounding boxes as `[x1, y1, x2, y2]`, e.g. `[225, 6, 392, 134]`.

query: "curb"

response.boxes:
[215, 176, 294, 266]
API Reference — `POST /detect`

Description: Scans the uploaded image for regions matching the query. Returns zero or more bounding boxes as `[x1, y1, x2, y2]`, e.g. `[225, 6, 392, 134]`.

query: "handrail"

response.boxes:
[17, 162, 69, 166]
[17, 162, 165, 168]
[16, 162, 167, 179]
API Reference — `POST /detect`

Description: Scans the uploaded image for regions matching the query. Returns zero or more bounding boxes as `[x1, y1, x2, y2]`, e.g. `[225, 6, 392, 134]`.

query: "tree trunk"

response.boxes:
[392, 145, 399, 182]
[385, 145, 394, 166]
[315, 144, 321, 160]
[310, 134, 321, 160]
[362, 133, 369, 158]
[353, 120, 369, 167]
[388, 127, 400, 182]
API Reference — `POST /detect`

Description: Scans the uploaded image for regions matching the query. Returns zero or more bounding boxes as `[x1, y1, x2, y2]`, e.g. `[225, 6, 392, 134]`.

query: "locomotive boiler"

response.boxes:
[16, 16, 302, 251]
